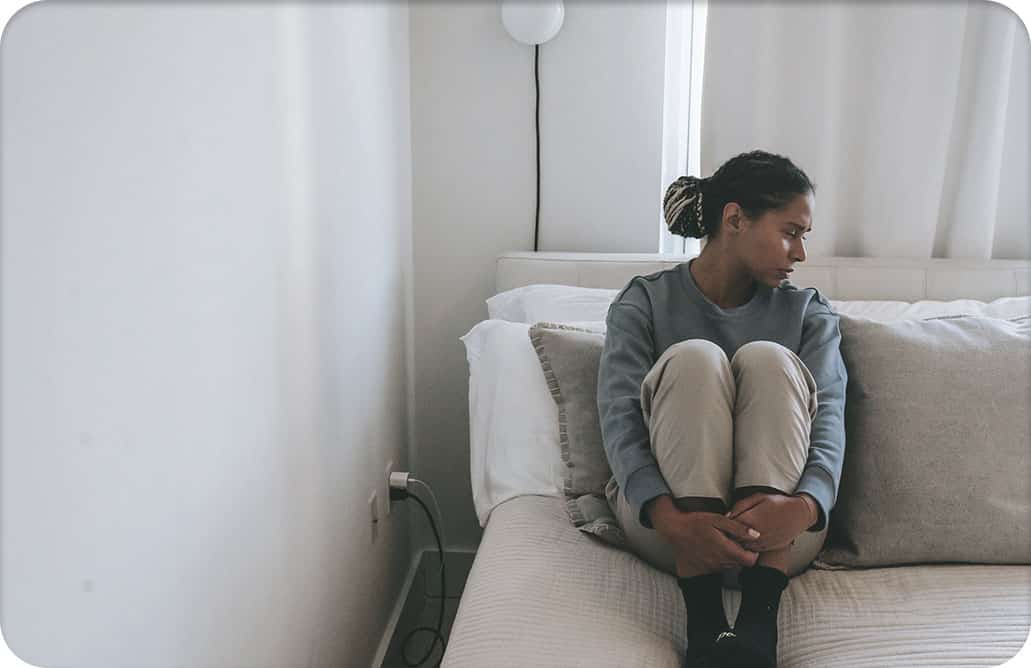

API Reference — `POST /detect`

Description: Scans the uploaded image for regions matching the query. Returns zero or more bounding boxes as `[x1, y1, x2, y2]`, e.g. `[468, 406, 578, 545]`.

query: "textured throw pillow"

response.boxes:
[816, 314, 1031, 568]
[528, 322, 625, 547]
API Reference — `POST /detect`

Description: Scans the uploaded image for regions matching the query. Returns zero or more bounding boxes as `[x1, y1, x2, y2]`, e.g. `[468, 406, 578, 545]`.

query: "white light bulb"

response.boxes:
[501, 1, 565, 46]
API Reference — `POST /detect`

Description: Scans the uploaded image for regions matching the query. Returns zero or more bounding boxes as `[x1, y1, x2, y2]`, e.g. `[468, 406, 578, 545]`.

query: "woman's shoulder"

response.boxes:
[612, 265, 683, 311]
[774, 282, 837, 315]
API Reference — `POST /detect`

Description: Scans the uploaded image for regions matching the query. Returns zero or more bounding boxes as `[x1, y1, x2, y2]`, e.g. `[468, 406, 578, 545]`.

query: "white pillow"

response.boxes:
[486, 284, 619, 323]
[487, 282, 1031, 323]
[459, 319, 605, 526]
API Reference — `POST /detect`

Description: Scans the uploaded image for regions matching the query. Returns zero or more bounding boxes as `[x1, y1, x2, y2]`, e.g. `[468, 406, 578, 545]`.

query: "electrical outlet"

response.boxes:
[383, 460, 394, 517]
[369, 491, 379, 541]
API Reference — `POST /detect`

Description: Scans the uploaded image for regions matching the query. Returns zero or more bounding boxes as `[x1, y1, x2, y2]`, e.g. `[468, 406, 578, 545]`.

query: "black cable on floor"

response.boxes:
[400, 493, 447, 668]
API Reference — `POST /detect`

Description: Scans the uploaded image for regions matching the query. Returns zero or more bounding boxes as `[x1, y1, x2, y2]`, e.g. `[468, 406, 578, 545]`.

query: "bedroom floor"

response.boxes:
[381, 551, 475, 668]
[381, 596, 460, 668]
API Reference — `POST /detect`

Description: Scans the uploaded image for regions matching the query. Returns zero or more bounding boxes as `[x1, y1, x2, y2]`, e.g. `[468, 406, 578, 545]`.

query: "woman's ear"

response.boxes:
[720, 202, 745, 237]
[724, 207, 748, 237]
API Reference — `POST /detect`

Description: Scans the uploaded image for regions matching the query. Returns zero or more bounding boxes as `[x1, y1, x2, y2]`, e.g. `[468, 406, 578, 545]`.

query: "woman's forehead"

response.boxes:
[775, 194, 814, 225]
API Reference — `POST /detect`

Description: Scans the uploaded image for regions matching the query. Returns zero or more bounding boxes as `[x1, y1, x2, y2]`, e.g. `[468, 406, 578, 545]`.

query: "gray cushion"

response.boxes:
[528, 322, 625, 547]
[817, 314, 1031, 567]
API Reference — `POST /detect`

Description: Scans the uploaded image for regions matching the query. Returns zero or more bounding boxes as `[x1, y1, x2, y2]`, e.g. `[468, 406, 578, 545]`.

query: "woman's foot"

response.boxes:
[710, 631, 773, 668]
[678, 572, 732, 667]
[683, 650, 724, 668]
[710, 564, 789, 668]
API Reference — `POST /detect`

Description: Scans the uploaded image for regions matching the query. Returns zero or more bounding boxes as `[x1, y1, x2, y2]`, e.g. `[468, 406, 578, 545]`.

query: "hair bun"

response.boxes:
[663, 175, 706, 238]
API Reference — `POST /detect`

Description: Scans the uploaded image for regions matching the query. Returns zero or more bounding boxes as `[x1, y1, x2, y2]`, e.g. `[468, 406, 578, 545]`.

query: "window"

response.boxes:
[658, 0, 707, 257]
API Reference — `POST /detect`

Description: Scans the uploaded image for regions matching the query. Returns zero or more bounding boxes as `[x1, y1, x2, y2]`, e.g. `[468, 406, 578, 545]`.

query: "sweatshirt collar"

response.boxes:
[679, 258, 770, 318]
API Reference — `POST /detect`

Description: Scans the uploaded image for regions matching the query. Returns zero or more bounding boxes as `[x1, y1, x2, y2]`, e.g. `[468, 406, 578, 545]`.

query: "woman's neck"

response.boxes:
[689, 249, 756, 309]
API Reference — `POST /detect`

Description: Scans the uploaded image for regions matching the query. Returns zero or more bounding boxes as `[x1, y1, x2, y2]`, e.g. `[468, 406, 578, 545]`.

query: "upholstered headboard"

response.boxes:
[496, 252, 1031, 301]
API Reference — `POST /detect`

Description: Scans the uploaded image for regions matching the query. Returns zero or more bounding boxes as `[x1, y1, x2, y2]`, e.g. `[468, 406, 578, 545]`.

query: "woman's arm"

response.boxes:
[597, 296, 670, 529]
[792, 290, 848, 532]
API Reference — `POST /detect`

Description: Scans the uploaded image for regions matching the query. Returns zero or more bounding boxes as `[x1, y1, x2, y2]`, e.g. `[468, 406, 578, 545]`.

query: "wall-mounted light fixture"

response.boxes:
[501, 1, 564, 252]
[501, 1, 564, 46]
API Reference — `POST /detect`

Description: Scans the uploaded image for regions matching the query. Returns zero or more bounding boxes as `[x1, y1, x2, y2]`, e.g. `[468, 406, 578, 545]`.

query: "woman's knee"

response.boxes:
[645, 339, 731, 397]
[731, 340, 793, 374]
[659, 338, 730, 374]
[731, 341, 816, 403]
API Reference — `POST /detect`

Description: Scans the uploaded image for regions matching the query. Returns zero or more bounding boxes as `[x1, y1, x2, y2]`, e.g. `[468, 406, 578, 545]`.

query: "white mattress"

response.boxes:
[443, 495, 1031, 668]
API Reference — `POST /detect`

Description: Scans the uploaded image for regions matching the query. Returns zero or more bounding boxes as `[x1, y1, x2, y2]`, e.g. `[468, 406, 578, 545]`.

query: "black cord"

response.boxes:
[400, 493, 447, 668]
[533, 43, 541, 252]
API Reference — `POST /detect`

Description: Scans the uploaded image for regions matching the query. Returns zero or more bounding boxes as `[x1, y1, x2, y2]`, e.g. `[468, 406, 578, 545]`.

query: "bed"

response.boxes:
[447, 252, 1031, 668]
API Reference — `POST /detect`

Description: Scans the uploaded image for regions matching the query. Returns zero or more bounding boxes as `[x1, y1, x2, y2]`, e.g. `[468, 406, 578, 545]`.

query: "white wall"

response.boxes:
[409, 2, 667, 549]
[0, 3, 412, 667]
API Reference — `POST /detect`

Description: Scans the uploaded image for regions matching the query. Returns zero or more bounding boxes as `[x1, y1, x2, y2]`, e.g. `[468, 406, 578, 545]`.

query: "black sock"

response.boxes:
[716, 564, 789, 668]
[678, 572, 731, 668]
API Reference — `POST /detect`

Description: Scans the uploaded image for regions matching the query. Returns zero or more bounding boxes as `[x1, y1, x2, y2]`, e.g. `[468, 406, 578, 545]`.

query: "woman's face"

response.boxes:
[737, 192, 814, 288]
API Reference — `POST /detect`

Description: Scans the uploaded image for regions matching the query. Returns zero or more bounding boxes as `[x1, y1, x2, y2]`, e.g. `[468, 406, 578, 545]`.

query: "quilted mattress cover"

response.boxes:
[443, 495, 1031, 668]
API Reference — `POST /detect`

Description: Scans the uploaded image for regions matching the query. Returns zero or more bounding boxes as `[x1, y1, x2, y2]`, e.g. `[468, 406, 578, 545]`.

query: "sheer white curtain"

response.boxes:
[662, 0, 1029, 259]
[659, 0, 707, 256]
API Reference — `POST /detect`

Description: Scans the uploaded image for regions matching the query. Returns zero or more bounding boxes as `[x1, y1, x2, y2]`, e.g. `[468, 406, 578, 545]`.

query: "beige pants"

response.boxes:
[608, 339, 830, 590]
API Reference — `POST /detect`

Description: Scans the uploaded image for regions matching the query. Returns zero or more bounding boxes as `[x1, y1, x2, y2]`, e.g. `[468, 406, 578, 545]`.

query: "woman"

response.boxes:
[596, 150, 847, 668]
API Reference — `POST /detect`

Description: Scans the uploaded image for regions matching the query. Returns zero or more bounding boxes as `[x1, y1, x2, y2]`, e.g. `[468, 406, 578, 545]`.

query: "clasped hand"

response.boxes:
[725, 492, 810, 552]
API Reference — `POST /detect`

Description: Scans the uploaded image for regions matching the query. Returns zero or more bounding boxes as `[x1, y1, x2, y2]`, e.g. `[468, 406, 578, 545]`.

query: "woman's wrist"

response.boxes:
[644, 495, 673, 530]
[793, 493, 818, 528]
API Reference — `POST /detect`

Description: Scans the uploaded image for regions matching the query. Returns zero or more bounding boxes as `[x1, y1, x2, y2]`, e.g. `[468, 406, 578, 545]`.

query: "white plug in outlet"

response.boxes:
[384, 460, 394, 516]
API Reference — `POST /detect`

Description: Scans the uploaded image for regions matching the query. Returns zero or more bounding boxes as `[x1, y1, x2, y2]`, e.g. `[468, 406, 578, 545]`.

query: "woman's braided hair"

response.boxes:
[664, 150, 815, 239]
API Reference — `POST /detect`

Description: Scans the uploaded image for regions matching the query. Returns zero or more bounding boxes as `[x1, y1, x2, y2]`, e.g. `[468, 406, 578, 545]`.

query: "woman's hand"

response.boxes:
[725, 492, 813, 552]
[647, 496, 762, 574]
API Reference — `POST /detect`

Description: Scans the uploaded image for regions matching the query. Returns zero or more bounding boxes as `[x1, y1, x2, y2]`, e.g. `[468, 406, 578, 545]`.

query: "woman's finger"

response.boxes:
[733, 493, 766, 513]
[727, 495, 765, 519]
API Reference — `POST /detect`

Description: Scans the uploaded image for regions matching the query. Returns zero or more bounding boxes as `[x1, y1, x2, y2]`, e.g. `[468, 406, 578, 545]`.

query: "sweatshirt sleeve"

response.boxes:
[793, 290, 848, 532]
[596, 296, 671, 529]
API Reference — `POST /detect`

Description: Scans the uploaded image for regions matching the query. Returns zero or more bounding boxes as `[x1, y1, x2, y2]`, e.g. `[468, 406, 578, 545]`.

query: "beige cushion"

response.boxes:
[445, 495, 1031, 668]
[817, 314, 1031, 567]
[528, 322, 624, 547]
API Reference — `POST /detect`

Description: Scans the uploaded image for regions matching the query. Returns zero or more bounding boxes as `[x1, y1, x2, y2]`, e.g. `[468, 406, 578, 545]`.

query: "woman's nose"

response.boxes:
[792, 240, 807, 263]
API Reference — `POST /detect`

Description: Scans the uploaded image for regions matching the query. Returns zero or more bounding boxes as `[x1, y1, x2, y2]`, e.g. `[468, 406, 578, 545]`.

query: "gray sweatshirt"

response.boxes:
[596, 259, 847, 532]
